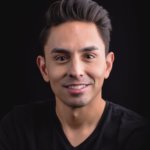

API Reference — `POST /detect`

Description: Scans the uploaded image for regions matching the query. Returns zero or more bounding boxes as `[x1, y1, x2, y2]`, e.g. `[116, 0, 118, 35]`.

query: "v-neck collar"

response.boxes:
[53, 101, 109, 149]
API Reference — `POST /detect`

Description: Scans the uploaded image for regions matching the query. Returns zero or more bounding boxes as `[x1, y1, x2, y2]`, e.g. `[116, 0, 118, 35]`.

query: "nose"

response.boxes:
[67, 57, 84, 79]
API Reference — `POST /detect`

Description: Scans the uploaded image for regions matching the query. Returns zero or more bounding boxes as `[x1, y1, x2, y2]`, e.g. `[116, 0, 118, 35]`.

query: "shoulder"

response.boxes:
[107, 101, 148, 124]
[107, 101, 149, 133]
[106, 101, 150, 150]
[0, 99, 54, 127]
[0, 99, 55, 149]
[104, 101, 149, 133]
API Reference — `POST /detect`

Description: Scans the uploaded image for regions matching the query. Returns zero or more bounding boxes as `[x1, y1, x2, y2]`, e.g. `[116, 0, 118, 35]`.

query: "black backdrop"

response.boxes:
[1, 0, 149, 119]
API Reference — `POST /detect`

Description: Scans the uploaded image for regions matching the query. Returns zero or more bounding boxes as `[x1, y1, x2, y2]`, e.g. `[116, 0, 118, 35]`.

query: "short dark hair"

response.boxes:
[40, 0, 112, 54]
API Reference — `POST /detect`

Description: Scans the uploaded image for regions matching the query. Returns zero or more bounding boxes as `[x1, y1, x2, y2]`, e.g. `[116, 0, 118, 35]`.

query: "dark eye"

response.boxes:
[55, 55, 69, 63]
[84, 53, 95, 59]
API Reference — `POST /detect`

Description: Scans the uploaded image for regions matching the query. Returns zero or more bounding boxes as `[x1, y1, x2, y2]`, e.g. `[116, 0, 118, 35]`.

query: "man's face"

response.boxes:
[37, 21, 114, 108]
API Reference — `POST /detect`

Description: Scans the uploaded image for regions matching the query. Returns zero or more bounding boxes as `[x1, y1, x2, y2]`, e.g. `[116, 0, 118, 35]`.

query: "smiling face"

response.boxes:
[37, 21, 114, 108]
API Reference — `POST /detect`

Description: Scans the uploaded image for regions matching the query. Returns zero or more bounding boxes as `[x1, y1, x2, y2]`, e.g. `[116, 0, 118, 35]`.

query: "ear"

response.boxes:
[36, 55, 50, 82]
[104, 52, 115, 79]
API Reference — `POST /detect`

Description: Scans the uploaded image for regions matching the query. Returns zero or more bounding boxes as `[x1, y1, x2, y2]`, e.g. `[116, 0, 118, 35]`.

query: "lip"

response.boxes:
[63, 84, 90, 95]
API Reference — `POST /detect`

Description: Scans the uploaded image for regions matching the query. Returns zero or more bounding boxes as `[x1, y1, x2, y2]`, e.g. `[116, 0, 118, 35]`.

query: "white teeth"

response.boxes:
[68, 85, 86, 89]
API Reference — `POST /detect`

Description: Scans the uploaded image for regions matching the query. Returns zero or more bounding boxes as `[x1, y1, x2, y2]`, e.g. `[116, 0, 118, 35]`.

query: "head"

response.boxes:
[37, 0, 114, 108]
[40, 0, 112, 55]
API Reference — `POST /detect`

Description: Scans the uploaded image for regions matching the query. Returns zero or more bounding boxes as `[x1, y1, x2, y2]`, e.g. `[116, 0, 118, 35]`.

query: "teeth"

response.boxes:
[68, 85, 86, 89]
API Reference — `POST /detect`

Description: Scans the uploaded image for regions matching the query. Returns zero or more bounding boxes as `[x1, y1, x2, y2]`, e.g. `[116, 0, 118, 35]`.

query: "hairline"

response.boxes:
[43, 20, 107, 54]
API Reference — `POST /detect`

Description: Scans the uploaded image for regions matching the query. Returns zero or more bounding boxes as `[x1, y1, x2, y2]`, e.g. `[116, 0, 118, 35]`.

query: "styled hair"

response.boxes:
[40, 0, 112, 54]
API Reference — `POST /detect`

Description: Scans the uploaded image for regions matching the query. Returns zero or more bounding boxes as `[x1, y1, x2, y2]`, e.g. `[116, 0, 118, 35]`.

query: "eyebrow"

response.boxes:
[51, 46, 99, 54]
[80, 46, 99, 51]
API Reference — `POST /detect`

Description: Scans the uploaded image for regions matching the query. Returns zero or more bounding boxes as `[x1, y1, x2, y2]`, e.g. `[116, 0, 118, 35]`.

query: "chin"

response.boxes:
[69, 103, 86, 109]
[64, 98, 90, 109]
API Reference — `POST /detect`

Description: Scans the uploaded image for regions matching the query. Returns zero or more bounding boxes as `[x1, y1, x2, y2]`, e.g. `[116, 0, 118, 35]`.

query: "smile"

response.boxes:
[63, 84, 90, 95]
[67, 84, 87, 90]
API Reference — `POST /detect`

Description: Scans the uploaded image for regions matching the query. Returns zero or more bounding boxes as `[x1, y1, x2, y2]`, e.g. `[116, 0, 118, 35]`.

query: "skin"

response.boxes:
[36, 21, 114, 147]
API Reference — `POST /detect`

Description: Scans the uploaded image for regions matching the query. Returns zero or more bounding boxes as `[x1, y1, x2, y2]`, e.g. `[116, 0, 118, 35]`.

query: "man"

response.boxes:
[0, 0, 149, 149]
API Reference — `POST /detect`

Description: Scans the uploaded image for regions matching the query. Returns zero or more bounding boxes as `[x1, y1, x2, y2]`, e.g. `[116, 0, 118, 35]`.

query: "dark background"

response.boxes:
[1, 0, 149, 119]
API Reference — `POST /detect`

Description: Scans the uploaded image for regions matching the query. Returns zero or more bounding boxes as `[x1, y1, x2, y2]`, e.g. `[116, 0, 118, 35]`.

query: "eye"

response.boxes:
[84, 53, 95, 59]
[54, 55, 69, 63]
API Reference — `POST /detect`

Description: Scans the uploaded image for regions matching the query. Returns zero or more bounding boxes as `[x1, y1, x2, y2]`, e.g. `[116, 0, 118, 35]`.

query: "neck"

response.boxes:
[55, 97, 106, 147]
[55, 97, 106, 129]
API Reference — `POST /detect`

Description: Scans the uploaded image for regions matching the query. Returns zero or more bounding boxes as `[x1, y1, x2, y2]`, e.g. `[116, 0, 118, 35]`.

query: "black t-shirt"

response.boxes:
[0, 100, 149, 150]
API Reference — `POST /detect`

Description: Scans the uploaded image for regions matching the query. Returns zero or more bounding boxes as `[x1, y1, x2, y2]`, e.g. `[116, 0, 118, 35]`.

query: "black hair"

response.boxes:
[40, 0, 112, 54]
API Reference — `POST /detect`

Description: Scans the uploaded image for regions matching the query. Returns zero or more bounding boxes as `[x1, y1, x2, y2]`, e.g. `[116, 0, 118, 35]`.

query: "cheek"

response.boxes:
[89, 68, 105, 90]
[86, 61, 106, 79]
[47, 64, 67, 83]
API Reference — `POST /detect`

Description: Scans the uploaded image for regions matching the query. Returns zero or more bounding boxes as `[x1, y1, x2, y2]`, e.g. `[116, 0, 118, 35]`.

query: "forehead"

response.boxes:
[44, 21, 105, 51]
